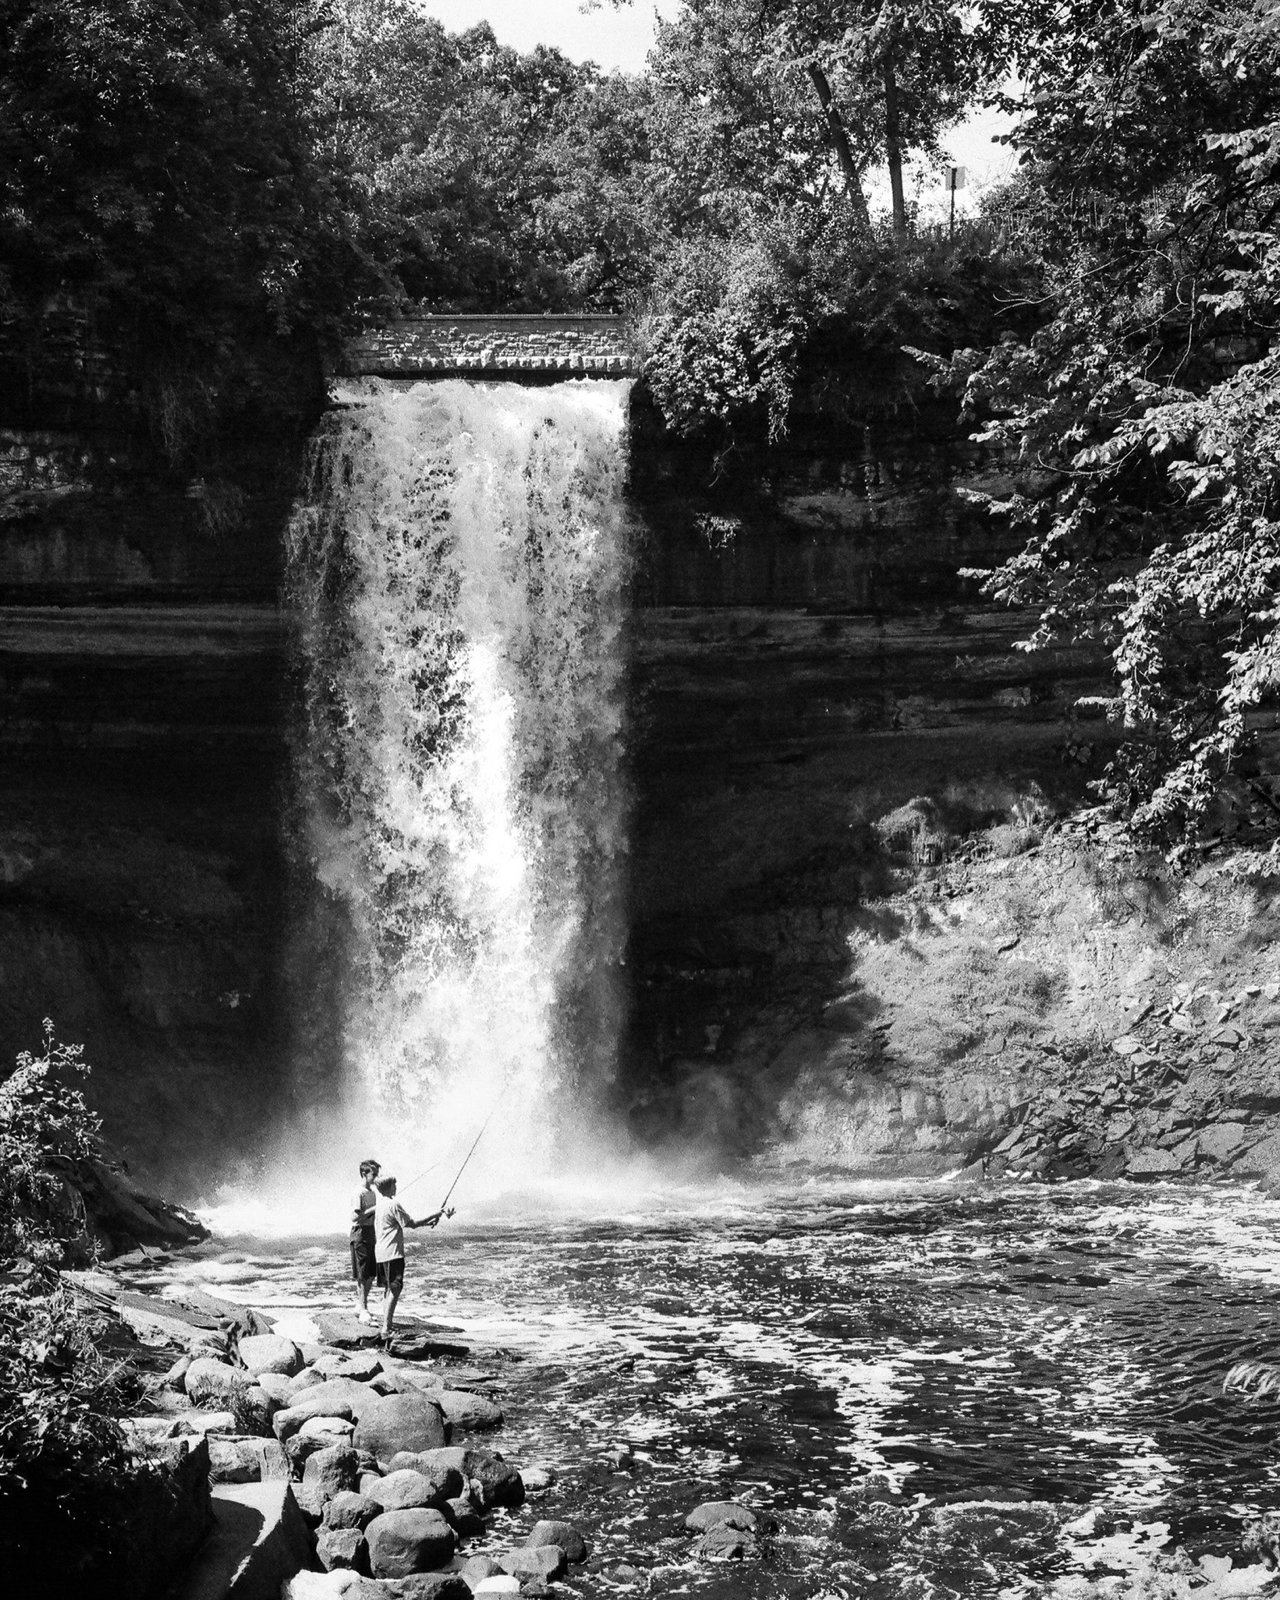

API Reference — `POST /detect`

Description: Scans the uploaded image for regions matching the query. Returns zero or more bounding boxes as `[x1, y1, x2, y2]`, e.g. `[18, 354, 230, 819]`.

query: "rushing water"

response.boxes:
[286, 378, 632, 1171]
[144, 1178, 1280, 1598]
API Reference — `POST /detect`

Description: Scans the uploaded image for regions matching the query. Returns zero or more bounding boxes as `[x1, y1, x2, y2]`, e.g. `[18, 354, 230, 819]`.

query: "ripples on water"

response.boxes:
[142, 1180, 1280, 1597]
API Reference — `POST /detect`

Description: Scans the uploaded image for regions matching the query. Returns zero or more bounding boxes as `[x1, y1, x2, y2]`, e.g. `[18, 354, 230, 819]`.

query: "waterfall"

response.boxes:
[286, 378, 632, 1180]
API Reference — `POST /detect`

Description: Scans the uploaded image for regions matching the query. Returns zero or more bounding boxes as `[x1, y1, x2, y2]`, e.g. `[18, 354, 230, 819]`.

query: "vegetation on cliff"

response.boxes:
[929, 0, 1280, 841]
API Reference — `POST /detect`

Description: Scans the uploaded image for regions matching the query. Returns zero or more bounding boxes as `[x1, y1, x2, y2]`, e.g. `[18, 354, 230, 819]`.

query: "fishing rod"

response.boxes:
[431, 1094, 506, 1221]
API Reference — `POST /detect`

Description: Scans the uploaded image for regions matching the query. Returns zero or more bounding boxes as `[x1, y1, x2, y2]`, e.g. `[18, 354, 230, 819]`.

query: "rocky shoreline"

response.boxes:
[66, 1256, 769, 1598]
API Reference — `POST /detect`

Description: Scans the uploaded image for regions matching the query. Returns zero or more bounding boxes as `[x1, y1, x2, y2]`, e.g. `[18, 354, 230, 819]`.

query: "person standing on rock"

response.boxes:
[372, 1174, 441, 1348]
[350, 1158, 381, 1324]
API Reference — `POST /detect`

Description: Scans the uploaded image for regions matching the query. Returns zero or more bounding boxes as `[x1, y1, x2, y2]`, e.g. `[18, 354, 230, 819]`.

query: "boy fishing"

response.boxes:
[371, 1175, 442, 1348]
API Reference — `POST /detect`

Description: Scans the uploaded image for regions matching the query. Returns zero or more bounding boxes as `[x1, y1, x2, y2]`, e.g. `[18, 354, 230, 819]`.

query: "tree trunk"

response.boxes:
[882, 59, 907, 237]
[806, 62, 870, 230]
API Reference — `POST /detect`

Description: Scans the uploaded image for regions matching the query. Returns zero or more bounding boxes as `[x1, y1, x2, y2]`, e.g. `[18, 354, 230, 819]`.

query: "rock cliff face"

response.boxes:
[620, 390, 1104, 1164]
[0, 412, 307, 1188]
[0, 369, 1105, 1188]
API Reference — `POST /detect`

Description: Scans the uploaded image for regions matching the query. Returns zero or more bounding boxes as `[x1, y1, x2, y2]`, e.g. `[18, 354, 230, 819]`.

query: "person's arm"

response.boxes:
[410, 1210, 442, 1229]
[351, 1189, 371, 1227]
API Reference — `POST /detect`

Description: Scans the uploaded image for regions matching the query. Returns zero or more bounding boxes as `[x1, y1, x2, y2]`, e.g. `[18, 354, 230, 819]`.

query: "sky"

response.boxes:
[417, 0, 1017, 209]
[421, 0, 671, 72]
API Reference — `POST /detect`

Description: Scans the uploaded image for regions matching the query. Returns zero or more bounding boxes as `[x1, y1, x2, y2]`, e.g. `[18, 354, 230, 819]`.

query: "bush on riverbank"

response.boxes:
[0, 1022, 145, 1589]
[0, 1020, 102, 1266]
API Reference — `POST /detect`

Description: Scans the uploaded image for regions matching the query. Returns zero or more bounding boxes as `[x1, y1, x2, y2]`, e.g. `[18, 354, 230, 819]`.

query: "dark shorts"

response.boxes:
[378, 1257, 405, 1294]
[350, 1229, 376, 1283]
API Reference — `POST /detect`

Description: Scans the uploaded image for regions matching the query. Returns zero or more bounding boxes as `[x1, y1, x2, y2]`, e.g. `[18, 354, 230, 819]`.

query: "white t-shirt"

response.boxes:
[373, 1195, 414, 1263]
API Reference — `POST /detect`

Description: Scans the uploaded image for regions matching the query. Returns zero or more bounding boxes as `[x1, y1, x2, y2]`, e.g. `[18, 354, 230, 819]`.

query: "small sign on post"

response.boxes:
[946, 165, 966, 238]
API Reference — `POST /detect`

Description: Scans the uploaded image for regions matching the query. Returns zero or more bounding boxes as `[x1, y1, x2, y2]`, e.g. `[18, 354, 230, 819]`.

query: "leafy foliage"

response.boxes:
[0, 1020, 102, 1268]
[0, 0, 376, 458]
[0, 1027, 141, 1589]
[932, 0, 1280, 840]
[307, 2, 653, 310]
[640, 211, 1038, 439]
[0, 1275, 134, 1555]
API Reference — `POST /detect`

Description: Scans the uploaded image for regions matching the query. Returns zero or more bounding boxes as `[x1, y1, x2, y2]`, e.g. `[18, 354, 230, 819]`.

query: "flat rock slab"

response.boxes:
[171, 1481, 317, 1600]
[313, 1314, 470, 1358]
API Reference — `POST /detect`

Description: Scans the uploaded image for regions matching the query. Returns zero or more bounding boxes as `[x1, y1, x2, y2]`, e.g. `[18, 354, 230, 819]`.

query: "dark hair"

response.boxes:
[359, 1159, 380, 1181]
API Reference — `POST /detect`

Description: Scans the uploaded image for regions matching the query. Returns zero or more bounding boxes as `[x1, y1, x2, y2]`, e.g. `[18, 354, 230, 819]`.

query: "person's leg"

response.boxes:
[380, 1260, 404, 1341]
[351, 1240, 364, 1312]
[353, 1235, 375, 1319]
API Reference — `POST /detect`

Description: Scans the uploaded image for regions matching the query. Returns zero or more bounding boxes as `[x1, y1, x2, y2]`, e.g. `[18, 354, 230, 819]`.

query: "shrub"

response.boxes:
[0, 1025, 143, 1587]
[0, 1019, 103, 1268]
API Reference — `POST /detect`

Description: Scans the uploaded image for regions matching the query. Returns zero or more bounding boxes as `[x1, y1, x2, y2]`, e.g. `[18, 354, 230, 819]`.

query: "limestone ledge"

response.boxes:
[341, 314, 634, 377]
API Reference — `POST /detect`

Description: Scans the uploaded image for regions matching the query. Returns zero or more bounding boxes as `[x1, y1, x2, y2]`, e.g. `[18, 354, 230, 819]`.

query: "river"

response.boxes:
[119, 1176, 1280, 1598]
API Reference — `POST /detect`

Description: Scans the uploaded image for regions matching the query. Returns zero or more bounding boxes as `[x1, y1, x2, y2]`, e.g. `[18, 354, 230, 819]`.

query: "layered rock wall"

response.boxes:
[0, 344, 1105, 1184]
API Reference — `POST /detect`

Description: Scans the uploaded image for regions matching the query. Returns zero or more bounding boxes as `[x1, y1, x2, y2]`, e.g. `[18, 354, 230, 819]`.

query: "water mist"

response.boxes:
[283, 379, 633, 1209]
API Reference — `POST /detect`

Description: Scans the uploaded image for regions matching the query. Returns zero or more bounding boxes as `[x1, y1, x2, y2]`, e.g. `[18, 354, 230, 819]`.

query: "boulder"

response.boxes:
[115, 1435, 214, 1596]
[460, 1556, 503, 1583]
[1199, 1123, 1253, 1164]
[239, 1335, 304, 1378]
[526, 1520, 588, 1562]
[293, 1482, 327, 1525]
[163, 1354, 193, 1390]
[274, 1381, 373, 1439]
[471, 1582, 520, 1598]
[182, 1410, 239, 1436]
[444, 1496, 484, 1537]
[289, 1368, 326, 1396]
[173, 1481, 316, 1600]
[207, 1436, 289, 1485]
[1126, 1147, 1182, 1178]
[392, 1577, 474, 1599]
[283, 1570, 385, 1600]
[323, 1491, 383, 1533]
[313, 1351, 385, 1383]
[185, 1356, 249, 1407]
[385, 1455, 464, 1501]
[316, 1526, 368, 1574]
[287, 1432, 345, 1475]
[303, 1446, 361, 1501]
[365, 1508, 456, 1577]
[393, 1447, 469, 1478]
[353, 1394, 449, 1466]
[685, 1500, 761, 1534]
[256, 1371, 295, 1406]
[496, 1545, 566, 1581]
[427, 1390, 503, 1433]
[300, 1416, 356, 1442]
[462, 1451, 523, 1509]
[366, 1469, 445, 1512]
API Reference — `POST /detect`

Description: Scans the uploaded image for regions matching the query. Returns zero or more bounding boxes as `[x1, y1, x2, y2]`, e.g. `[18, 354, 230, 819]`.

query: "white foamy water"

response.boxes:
[283, 378, 632, 1193]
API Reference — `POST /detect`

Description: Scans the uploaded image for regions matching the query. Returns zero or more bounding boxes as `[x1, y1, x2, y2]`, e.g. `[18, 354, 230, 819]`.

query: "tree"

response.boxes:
[0, 0, 374, 456]
[306, 2, 653, 310]
[641, 0, 1010, 236]
[931, 0, 1280, 840]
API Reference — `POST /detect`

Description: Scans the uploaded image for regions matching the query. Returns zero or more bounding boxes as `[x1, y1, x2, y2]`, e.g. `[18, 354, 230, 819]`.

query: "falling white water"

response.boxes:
[285, 378, 632, 1190]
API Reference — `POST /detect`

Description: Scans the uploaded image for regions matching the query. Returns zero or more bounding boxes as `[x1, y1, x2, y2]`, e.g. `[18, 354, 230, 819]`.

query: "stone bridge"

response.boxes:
[340, 312, 634, 380]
